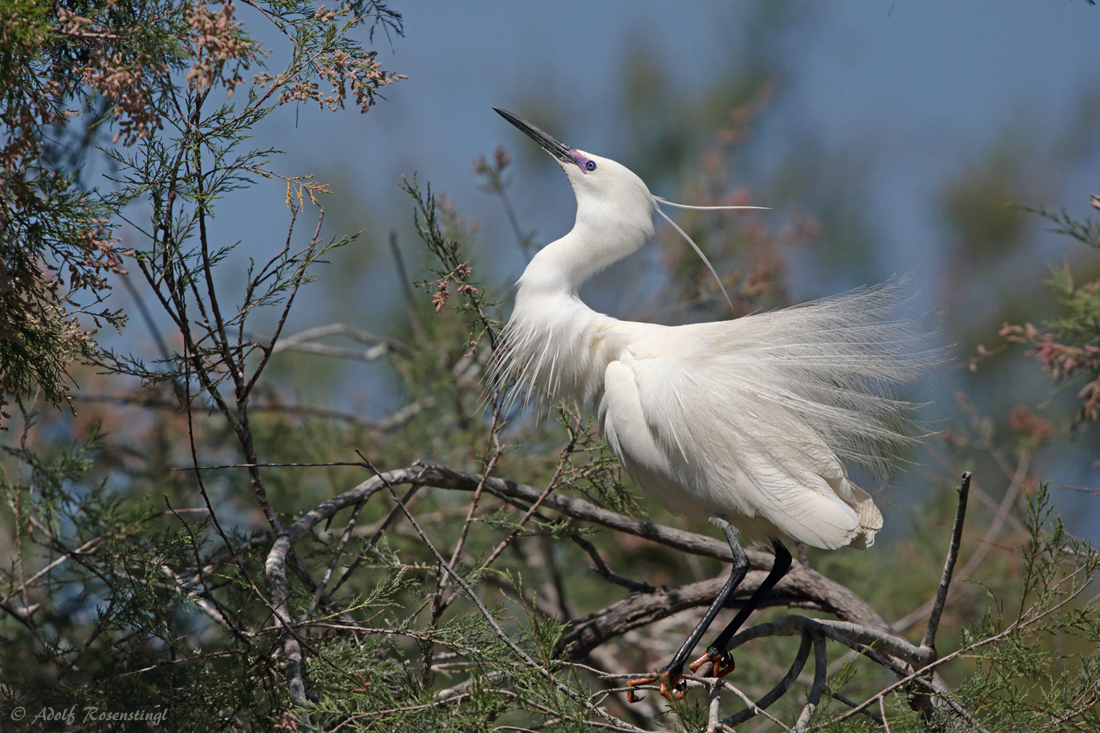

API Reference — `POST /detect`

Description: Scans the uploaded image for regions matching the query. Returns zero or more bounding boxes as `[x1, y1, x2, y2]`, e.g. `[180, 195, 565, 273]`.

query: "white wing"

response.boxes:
[598, 285, 925, 549]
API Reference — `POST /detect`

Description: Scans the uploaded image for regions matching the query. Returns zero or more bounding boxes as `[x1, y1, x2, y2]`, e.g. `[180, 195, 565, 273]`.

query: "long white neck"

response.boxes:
[521, 205, 656, 291]
[493, 152, 658, 404]
[499, 209, 654, 404]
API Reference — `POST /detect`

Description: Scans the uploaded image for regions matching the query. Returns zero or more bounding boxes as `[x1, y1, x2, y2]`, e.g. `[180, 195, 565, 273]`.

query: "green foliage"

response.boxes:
[0, 0, 404, 425]
[403, 175, 504, 353]
[556, 408, 649, 519]
[1, 414, 288, 727]
[936, 486, 1100, 732]
[1000, 201, 1100, 426]
[1034, 202, 1100, 250]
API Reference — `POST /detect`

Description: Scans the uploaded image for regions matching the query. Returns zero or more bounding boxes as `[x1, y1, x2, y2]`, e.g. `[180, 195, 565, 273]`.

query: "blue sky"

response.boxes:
[246, 0, 1100, 295]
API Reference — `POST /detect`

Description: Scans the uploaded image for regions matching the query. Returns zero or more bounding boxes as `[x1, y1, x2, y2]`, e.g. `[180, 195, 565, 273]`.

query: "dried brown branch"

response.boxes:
[253, 446, 1100, 731]
[894, 456, 1025, 635]
[922, 471, 972, 651]
[569, 534, 655, 593]
[411, 463, 892, 627]
[261, 460, 929, 724]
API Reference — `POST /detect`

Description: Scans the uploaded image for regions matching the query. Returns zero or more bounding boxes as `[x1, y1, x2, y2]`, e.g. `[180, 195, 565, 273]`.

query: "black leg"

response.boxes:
[701, 539, 792, 662]
[626, 528, 792, 702]
[658, 517, 749, 677]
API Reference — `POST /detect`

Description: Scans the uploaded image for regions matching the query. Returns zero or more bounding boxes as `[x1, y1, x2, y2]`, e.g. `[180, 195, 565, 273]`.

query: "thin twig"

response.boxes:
[328, 483, 421, 598]
[828, 585, 1090, 728]
[831, 692, 884, 725]
[894, 462, 1021, 634]
[272, 322, 415, 358]
[570, 534, 655, 593]
[79, 391, 429, 433]
[956, 456, 1027, 579]
[172, 461, 365, 470]
[711, 677, 791, 732]
[164, 496, 251, 644]
[354, 453, 645, 733]
[120, 273, 172, 366]
[424, 398, 506, 681]
[390, 230, 423, 335]
[0, 536, 101, 608]
[922, 471, 972, 651]
[182, 343, 339, 706]
[434, 428, 580, 616]
[305, 493, 371, 617]
[441, 399, 504, 598]
[474, 444, 573, 576]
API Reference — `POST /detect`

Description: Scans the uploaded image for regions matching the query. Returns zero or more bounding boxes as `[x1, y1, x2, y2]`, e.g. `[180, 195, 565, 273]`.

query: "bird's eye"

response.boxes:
[585, 160, 597, 172]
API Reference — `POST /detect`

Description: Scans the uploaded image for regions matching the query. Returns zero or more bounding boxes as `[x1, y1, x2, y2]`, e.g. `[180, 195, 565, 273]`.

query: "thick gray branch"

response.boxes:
[263, 462, 920, 711]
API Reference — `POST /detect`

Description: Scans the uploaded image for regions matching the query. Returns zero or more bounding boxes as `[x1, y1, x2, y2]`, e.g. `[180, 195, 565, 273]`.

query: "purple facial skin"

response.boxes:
[572, 151, 597, 173]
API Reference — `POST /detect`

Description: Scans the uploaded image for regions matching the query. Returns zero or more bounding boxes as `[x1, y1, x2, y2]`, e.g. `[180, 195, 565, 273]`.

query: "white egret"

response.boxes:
[491, 107, 929, 700]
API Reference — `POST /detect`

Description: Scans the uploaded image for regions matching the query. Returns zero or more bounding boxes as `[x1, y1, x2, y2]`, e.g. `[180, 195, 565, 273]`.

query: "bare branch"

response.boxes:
[569, 534, 655, 593]
[272, 322, 414, 359]
[922, 471, 972, 651]
[389, 230, 424, 335]
[792, 633, 827, 732]
[722, 631, 812, 727]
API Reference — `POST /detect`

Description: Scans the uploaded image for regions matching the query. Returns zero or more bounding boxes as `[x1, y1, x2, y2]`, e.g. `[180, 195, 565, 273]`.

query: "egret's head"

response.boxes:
[492, 107, 656, 224]
[493, 107, 765, 304]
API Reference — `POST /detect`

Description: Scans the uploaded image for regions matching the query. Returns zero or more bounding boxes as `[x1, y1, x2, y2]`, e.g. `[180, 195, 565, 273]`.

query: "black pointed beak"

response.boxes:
[493, 107, 575, 166]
